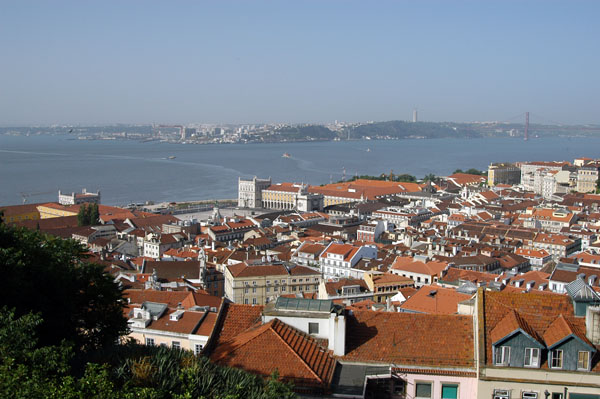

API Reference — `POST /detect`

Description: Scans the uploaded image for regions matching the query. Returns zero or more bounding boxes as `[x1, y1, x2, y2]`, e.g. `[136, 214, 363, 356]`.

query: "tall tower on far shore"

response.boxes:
[413, 109, 418, 123]
[524, 112, 529, 141]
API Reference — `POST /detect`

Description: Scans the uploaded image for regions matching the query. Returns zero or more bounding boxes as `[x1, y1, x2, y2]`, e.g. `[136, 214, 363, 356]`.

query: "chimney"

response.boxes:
[328, 312, 346, 356]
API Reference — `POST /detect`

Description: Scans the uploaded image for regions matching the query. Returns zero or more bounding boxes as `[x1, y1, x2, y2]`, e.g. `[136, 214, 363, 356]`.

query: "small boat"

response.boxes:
[366, 148, 371, 152]
[282, 153, 291, 158]
[168, 156, 176, 159]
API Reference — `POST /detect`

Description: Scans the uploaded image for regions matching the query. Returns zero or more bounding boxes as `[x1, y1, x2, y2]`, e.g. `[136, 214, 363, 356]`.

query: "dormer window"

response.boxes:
[550, 349, 563, 369]
[494, 345, 511, 366]
[577, 351, 590, 371]
[524, 347, 540, 367]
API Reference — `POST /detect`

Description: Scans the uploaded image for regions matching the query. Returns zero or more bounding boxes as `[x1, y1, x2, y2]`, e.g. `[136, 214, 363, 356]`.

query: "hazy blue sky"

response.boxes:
[1, 1, 598, 125]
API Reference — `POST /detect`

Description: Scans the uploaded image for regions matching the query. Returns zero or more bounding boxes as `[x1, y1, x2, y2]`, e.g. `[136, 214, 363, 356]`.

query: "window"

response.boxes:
[252, 287, 256, 293]
[252, 298, 257, 305]
[551, 394, 563, 399]
[244, 287, 249, 294]
[274, 287, 278, 292]
[441, 384, 458, 399]
[524, 347, 540, 367]
[281, 286, 286, 292]
[415, 382, 432, 398]
[194, 344, 203, 355]
[578, 351, 590, 370]
[266, 287, 270, 293]
[306, 285, 310, 290]
[550, 350, 563, 369]
[308, 322, 319, 335]
[244, 298, 248, 304]
[522, 393, 538, 399]
[494, 346, 511, 366]
[299, 278, 303, 282]
[493, 390, 510, 399]
[172, 341, 181, 349]
[145, 338, 155, 346]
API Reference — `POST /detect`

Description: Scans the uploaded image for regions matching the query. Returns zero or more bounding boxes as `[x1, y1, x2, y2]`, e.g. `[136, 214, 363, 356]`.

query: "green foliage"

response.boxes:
[341, 173, 417, 183]
[266, 125, 336, 142]
[0, 223, 128, 351]
[453, 168, 486, 176]
[77, 203, 99, 226]
[344, 120, 481, 140]
[422, 173, 437, 182]
[0, 228, 296, 399]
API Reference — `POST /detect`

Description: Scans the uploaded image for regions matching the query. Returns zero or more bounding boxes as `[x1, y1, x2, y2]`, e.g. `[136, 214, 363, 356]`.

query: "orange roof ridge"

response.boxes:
[270, 319, 330, 383]
[490, 309, 542, 344]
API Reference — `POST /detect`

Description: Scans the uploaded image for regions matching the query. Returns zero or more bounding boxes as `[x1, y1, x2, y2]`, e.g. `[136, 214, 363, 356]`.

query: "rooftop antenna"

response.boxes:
[342, 166, 346, 182]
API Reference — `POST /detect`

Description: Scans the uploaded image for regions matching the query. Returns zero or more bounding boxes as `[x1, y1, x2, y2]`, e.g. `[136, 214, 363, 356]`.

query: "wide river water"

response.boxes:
[1, 134, 599, 206]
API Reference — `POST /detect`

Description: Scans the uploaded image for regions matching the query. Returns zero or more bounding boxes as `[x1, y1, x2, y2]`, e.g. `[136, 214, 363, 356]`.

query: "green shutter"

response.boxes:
[442, 384, 458, 399]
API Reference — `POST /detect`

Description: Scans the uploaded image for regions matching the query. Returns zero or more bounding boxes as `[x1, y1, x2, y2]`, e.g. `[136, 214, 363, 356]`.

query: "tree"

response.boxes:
[0, 223, 128, 351]
[89, 203, 99, 225]
[422, 173, 436, 182]
[77, 204, 87, 226]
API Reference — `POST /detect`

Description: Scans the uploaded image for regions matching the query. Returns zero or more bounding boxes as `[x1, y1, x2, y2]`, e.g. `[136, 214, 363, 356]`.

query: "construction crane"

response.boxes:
[20, 191, 55, 204]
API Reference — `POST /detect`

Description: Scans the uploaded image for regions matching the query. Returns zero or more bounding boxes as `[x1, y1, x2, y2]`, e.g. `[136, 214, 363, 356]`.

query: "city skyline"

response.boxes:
[1, 1, 599, 125]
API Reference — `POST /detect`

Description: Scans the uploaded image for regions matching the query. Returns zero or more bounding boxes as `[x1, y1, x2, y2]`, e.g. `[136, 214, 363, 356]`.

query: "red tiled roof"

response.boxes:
[343, 311, 474, 368]
[490, 310, 543, 344]
[196, 312, 218, 336]
[148, 310, 205, 334]
[479, 290, 597, 369]
[227, 263, 288, 278]
[391, 256, 449, 276]
[214, 303, 264, 344]
[211, 318, 335, 389]
[543, 314, 593, 349]
[399, 285, 471, 315]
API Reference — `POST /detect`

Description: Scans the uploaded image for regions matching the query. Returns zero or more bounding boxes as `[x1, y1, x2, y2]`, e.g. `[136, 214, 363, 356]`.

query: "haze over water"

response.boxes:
[1, 135, 598, 206]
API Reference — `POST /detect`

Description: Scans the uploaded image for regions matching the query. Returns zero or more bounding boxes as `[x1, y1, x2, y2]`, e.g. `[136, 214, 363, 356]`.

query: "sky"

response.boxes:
[0, 1, 598, 125]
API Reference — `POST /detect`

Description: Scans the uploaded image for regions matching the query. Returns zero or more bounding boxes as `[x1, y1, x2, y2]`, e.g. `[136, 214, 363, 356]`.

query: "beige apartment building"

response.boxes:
[224, 261, 321, 305]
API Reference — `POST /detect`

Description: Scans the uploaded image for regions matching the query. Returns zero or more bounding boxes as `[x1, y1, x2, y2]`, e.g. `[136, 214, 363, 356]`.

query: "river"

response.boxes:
[1, 134, 597, 206]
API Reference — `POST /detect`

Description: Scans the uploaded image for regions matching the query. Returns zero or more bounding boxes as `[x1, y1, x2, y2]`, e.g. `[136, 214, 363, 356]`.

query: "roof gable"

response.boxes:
[211, 318, 335, 388]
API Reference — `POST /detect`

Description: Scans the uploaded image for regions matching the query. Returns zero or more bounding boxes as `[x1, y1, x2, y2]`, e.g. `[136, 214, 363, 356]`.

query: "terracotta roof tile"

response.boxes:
[211, 318, 335, 389]
[399, 285, 471, 315]
[343, 311, 474, 368]
[490, 310, 543, 344]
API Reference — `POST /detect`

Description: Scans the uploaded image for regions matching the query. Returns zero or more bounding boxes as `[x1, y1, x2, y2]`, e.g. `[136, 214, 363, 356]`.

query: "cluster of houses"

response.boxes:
[2, 158, 600, 398]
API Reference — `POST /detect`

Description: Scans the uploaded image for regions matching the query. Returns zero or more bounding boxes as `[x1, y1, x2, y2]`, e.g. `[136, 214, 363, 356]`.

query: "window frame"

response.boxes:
[414, 381, 432, 399]
[494, 345, 511, 366]
[493, 389, 510, 399]
[172, 341, 181, 349]
[524, 347, 540, 368]
[550, 349, 563, 369]
[308, 322, 319, 335]
[577, 350, 590, 371]
[145, 338, 155, 346]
